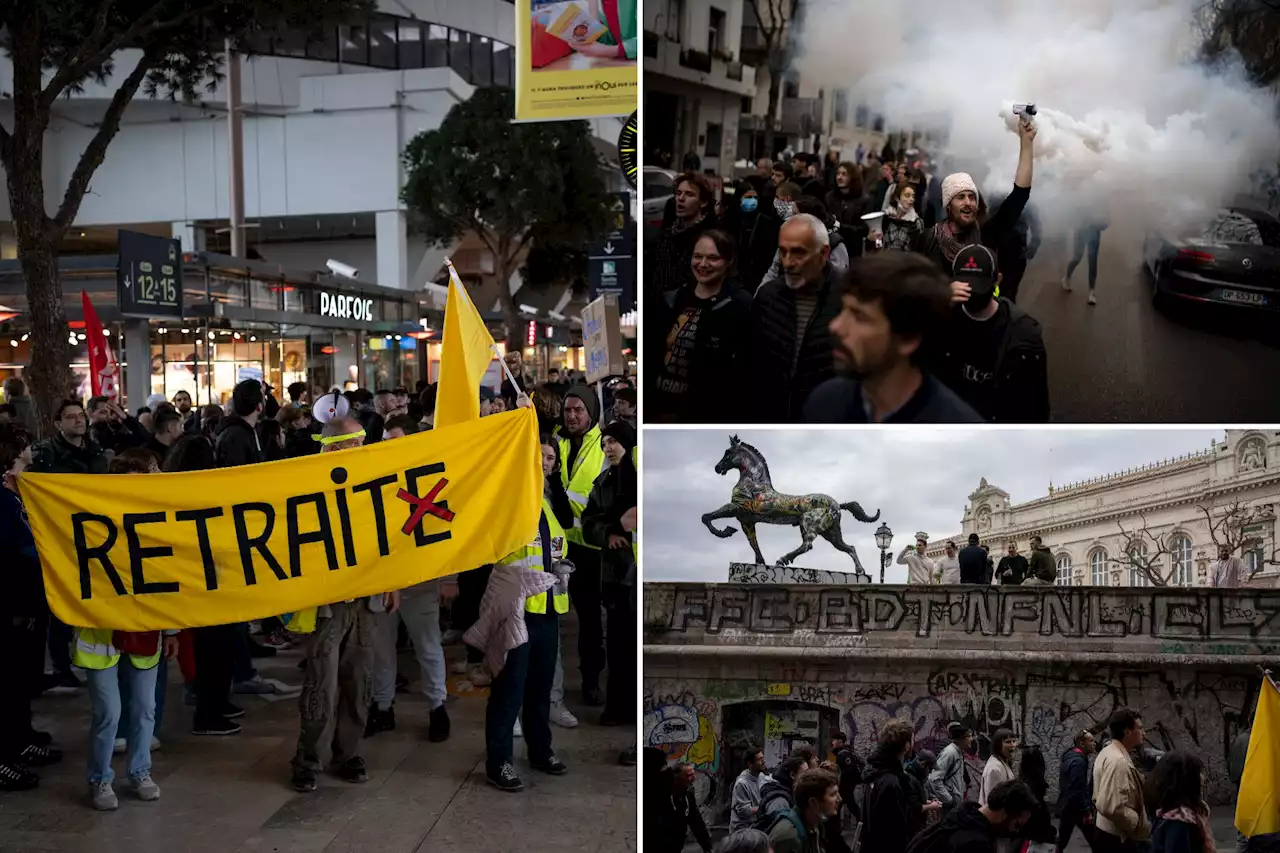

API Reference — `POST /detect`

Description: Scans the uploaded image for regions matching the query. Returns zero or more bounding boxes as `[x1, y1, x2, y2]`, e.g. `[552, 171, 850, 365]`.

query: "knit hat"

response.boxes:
[601, 420, 635, 453]
[563, 384, 599, 424]
[941, 173, 979, 210]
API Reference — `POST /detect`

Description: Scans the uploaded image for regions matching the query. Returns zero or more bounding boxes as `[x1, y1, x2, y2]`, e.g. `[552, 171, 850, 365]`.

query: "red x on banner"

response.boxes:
[396, 478, 456, 535]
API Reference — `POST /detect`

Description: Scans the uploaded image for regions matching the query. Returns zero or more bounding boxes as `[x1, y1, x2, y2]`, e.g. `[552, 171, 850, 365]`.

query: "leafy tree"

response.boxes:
[400, 86, 613, 341]
[0, 0, 372, 433]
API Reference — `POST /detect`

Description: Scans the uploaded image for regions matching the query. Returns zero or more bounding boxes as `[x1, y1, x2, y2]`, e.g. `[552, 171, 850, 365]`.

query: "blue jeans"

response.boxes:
[485, 611, 558, 775]
[86, 657, 158, 784]
[116, 656, 167, 738]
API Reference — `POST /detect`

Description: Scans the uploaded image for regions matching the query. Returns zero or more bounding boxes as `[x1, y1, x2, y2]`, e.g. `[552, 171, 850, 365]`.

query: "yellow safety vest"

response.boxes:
[497, 498, 569, 615]
[72, 628, 162, 671]
[557, 424, 608, 548]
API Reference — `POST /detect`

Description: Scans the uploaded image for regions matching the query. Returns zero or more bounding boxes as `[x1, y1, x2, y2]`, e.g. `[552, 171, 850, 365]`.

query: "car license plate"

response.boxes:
[1219, 288, 1267, 306]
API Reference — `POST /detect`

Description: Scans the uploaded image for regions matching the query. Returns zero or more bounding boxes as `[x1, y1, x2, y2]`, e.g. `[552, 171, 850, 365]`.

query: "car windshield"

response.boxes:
[1202, 209, 1280, 247]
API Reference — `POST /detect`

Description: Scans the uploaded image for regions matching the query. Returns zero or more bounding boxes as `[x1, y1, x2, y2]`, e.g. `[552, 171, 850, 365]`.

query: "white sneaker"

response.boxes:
[130, 773, 161, 801]
[467, 664, 491, 688]
[450, 660, 469, 675]
[1061, 276, 1072, 292]
[151, 736, 161, 752]
[550, 702, 579, 729]
[1087, 290, 1097, 305]
[113, 738, 126, 755]
[90, 780, 118, 811]
[513, 718, 523, 738]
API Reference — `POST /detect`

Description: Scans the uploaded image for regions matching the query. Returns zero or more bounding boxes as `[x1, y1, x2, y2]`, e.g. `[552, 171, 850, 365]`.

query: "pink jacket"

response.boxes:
[463, 561, 572, 676]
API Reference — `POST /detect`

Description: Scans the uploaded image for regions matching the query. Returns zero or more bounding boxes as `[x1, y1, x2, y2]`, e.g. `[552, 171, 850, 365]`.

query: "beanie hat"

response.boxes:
[564, 384, 599, 424]
[941, 173, 979, 210]
[601, 420, 635, 453]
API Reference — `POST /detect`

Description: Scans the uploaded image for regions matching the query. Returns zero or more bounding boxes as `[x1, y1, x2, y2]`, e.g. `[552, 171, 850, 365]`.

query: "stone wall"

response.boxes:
[643, 583, 1280, 821]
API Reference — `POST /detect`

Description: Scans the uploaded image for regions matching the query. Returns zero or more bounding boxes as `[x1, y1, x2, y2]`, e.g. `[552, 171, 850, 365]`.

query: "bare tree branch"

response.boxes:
[52, 48, 158, 234]
[1105, 513, 1174, 586]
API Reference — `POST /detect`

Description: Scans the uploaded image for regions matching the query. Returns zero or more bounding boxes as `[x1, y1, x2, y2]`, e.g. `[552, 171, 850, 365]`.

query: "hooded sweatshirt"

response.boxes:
[905, 801, 999, 853]
[861, 747, 913, 853]
[761, 766, 799, 815]
[583, 420, 638, 585]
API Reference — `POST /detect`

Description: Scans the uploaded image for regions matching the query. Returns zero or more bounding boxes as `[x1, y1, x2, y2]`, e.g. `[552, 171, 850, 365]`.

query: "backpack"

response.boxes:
[754, 788, 795, 832]
[760, 807, 808, 845]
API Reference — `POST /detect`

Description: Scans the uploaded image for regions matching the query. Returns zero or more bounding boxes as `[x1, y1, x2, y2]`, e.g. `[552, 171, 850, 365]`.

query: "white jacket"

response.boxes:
[935, 555, 961, 584]
[980, 755, 1015, 806]
[897, 547, 937, 584]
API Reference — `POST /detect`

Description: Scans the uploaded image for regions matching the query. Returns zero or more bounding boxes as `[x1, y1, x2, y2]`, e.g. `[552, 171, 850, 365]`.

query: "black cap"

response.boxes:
[952, 244, 998, 294]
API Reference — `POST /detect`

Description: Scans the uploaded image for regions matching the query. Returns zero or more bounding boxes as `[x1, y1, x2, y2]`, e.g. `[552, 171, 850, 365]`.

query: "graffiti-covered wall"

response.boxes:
[643, 583, 1280, 823]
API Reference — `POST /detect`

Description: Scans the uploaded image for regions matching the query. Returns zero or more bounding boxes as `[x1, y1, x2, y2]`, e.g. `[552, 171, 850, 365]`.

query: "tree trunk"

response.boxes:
[766, 59, 784, 138]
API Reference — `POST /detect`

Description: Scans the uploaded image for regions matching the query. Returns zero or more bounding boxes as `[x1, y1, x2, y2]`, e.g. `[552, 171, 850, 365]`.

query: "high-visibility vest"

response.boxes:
[556, 424, 608, 548]
[72, 628, 162, 671]
[497, 499, 569, 615]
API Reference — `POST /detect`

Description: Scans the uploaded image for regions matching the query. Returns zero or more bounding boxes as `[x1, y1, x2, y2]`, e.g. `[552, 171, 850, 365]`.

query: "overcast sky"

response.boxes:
[642, 428, 1223, 583]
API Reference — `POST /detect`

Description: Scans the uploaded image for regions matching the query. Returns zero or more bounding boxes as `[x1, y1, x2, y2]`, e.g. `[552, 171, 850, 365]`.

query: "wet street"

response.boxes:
[1015, 235, 1280, 423]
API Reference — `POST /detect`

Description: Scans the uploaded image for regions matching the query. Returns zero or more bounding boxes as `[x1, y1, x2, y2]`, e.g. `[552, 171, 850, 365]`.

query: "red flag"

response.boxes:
[81, 290, 119, 401]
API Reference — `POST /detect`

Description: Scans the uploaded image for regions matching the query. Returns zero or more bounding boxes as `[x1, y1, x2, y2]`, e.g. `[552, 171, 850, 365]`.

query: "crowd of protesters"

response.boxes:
[649, 706, 1259, 853]
[0, 362, 637, 805]
[647, 121, 1053, 424]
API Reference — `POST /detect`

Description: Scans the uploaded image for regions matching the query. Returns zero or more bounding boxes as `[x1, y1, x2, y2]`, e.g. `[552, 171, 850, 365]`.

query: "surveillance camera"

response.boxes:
[326, 259, 359, 279]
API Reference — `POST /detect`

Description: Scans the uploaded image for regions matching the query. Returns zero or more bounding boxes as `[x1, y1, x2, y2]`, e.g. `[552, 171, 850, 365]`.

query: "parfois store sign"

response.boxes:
[320, 291, 375, 322]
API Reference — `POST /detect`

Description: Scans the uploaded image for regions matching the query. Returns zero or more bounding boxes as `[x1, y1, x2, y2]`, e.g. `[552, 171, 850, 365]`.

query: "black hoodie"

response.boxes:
[861, 748, 914, 853]
[760, 766, 799, 816]
[215, 415, 263, 468]
[905, 801, 999, 853]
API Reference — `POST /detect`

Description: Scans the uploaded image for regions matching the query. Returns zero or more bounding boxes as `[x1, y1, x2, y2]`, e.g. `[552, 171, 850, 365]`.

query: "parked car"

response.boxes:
[642, 166, 677, 246]
[1143, 207, 1280, 313]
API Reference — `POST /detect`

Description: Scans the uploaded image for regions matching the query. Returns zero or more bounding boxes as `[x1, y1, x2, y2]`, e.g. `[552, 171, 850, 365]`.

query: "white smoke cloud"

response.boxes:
[795, 0, 1280, 238]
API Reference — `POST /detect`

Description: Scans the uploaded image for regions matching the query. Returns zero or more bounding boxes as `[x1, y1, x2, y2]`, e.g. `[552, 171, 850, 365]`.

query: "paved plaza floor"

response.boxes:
[0, 624, 637, 853]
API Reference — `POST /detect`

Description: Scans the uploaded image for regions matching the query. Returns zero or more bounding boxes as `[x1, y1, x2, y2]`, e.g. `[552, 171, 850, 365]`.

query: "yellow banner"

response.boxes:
[516, 0, 637, 121]
[21, 409, 542, 631]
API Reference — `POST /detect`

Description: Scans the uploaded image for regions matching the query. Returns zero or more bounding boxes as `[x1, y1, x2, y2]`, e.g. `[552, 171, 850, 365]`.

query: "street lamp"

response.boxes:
[874, 523, 893, 584]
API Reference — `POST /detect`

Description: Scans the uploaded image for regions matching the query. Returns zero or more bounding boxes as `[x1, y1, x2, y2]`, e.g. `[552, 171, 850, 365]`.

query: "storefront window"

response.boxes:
[249, 277, 281, 310]
[209, 273, 248, 307]
[282, 284, 309, 314]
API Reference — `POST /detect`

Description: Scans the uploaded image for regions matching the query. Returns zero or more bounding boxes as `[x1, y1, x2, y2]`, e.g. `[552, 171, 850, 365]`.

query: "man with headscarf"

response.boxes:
[555, 386, 610, 706]
[912, 119, 1037, 276]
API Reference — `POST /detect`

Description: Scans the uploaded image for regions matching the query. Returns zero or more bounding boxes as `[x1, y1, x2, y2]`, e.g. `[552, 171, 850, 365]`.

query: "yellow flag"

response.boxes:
[21, 409, 541, 631]
[1237, 676, 1280, 838]
[434, 263, 496, 428]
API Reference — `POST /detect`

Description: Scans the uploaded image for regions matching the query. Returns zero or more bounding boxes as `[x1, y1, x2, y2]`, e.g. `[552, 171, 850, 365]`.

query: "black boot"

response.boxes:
[428, 705, 451, 743]
[364, 705, 395, 737]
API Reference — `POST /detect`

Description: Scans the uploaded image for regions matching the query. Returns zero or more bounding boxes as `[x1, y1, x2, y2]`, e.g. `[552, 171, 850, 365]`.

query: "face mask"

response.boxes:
[774, 199, 796, 220]
[741, 196, 758, 213]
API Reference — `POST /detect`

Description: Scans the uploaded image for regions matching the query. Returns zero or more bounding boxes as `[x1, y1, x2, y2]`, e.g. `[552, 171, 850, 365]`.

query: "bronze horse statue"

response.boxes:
[703, 436, 881, 569]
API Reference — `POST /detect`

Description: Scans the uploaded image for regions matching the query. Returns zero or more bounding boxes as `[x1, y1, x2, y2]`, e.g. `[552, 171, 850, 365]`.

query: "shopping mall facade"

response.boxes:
[0, 0, 632, 404]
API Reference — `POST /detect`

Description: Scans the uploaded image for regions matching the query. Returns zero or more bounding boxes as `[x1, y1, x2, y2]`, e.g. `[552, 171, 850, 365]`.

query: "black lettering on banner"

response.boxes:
[176, 507, 225, 591]
[232, 503, 287, 585]
[286, 493, 338, 576]
[404, 462, 451, 548]
[72, 512, 127, 600]
[352, 474, 399, 556]
[123, 512, 180, 595]
[329, 467, 356, 566]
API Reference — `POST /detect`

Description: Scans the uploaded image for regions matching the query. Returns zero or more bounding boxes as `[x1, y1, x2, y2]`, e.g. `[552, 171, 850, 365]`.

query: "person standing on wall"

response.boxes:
[958, 534, 988, 585]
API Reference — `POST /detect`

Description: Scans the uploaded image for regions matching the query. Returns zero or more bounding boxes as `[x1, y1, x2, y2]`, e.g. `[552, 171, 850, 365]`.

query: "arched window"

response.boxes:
[1056, 554, 1072, 586]
[1128, 542, 1149, 587]
[1090, 548, 1108, 586]
[1170, 535, 1193, 587]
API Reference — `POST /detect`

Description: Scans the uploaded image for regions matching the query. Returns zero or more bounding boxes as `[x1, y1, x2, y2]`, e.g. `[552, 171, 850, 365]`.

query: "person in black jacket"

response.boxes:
[581, 421, 637, 727]
[906, 781, 1038, 853]
[0, 423, 62, 791]
[729, 188, 783, 291]
[216, 380, 266, 468]
[1145, 752, 1212, 853]
[825, 162, 875, 259]
[761, 753, 812, 817]
[804, 252, 982, 424]
[744, 215, 845, 422]
[913, 118, 1037, 276]
[986, 192, 1041, 304]
[652, 171, 718, 296]
[860, 720, 922, 853]
[929, 244, 1050, 423]
[958, 534, 989, 584]
[86, 396, 151, 455]
[1057, 730, 1097, 853]
[1016, 746, 1058, 849]
[649, 230, 752, 423]
[654, 762, 713, 853]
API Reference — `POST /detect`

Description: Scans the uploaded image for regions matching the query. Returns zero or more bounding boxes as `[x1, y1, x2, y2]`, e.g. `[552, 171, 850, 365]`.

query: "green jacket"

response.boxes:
[595, 0, 637, 60]
[30, 434, 108, 475]
[1027, 546, 1056, 583]
[768, 810, 823, 853]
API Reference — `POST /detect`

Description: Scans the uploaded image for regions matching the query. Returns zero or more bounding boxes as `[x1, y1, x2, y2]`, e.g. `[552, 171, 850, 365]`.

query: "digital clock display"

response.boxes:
[118, 230, 184, 319]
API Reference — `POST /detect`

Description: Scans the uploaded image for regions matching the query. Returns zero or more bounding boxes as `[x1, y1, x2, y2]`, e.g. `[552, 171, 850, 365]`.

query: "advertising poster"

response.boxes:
[516, 0, 637, 121]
